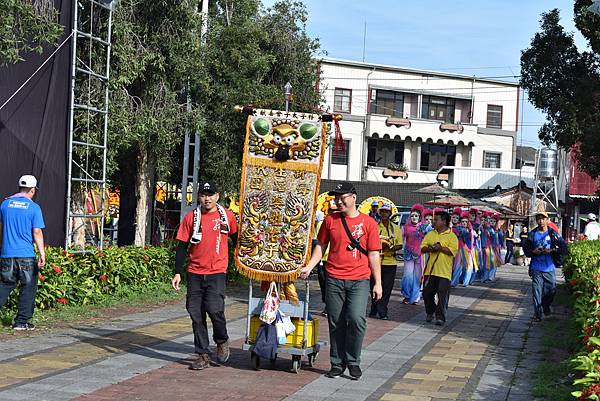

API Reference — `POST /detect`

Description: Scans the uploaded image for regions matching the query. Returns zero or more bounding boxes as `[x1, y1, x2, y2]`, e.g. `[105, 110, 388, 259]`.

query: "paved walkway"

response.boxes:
[0, 265, 558, 401]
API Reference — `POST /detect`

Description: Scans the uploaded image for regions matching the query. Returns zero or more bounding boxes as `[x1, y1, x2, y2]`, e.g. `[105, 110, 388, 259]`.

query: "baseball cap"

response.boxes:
[328, 182, 356, 196]
[18, 175, 38, 188]
[535, 211, 549, 218]
[199, 181, 218, 194]
[380, 203, 392, 211]
[589, 213, 597, 221]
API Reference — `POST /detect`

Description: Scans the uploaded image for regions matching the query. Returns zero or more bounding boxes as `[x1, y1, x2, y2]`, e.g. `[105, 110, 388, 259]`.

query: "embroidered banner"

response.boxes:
[235, 107, 332, 282]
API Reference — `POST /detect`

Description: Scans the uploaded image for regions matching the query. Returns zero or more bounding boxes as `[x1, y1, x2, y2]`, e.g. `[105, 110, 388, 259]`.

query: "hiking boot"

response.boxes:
[348, 365, 362, 380]
[532, 315, 542, 323]
[426, 314, 434, 323]
[216, 341, 230, 364]
[12, 323, 35, 331]
[190, 353, 211, 370]
[325, 365, 345, 378]
[543, 305, 552, 316]
[435, 319, 445, 326]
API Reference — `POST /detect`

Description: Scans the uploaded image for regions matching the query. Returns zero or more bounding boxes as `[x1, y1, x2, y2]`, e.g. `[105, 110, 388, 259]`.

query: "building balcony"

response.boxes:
[367, 114, 477, 147]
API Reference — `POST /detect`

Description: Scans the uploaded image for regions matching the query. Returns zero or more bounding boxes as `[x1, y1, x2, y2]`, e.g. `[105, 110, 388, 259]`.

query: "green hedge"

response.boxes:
[564, 240, 600, 400]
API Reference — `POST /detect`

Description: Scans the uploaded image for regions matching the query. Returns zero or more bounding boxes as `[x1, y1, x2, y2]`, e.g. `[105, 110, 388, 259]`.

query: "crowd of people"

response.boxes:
[0, 175, 590, 382]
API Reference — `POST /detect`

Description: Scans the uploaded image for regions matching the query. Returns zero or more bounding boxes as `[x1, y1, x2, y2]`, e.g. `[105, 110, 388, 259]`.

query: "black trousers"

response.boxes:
[505, 242, 514, 264]
[423, 275, 451, 322]
[370, 265, 397, 318]
[317, 261, 327, 304]
[186, 272, 228, 354]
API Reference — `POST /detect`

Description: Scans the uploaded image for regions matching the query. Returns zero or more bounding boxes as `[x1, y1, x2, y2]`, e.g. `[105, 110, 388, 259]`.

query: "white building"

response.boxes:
[319, 58, 520, 185]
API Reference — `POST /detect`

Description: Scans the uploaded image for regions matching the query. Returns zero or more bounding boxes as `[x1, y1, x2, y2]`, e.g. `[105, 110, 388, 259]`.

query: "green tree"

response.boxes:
[0, 0, 63, 65]
[194, 0, 322, 192]
[109, 0, 322, 245]
[108, 0, 205, 245]
[520, 6, 600, 178]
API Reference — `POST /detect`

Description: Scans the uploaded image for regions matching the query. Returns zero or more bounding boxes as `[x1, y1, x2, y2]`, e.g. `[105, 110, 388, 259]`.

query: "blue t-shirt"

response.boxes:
[530, 229, 554, 272]
[0, 196, 45, 258]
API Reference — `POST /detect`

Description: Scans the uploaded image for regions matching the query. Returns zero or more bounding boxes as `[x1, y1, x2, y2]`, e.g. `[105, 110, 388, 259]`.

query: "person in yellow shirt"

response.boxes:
[421, 210, 458, 326]
[370, 203, 403, 320]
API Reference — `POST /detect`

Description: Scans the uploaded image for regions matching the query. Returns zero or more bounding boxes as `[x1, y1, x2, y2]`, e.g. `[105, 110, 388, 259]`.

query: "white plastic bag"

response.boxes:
[281, 313, 296, 335]
[275, 312, 287, 345]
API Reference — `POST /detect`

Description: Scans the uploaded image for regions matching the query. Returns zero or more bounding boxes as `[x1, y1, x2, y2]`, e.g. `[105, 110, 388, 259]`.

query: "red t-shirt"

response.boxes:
[317, 212, 381, 280]
[176, 208, 238, 275]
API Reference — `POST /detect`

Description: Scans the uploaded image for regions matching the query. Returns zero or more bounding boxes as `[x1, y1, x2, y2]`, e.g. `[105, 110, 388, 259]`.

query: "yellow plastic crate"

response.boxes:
[248, 315, 319, 348]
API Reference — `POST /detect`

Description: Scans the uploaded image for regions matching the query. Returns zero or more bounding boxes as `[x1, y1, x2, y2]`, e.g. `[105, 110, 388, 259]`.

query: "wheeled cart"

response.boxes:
[242, 280, 327, 373]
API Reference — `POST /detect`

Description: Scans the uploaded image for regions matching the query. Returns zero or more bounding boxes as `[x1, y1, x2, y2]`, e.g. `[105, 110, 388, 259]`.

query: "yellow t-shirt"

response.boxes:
[421, 228, 459, 279]
[378, 221, 403, 266]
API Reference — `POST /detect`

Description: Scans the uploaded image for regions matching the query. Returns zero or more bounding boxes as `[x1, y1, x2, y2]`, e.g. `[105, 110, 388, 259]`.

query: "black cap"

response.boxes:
[328, 182, 356, 196]
[199, 181, 218, 194]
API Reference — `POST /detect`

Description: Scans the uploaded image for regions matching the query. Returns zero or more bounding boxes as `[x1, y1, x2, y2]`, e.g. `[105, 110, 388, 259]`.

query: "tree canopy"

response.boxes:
[0, 0, 63, 65]
[520, 5, 600, 178]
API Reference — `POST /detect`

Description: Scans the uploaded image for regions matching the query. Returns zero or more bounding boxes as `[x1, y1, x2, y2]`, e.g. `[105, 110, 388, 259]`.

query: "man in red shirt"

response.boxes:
[172, 181, 238, 370]
[299, 182, 382, 380]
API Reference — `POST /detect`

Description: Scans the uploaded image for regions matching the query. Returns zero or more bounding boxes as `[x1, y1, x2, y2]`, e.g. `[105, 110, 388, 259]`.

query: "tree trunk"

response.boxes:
[117, 148, 136, 246]
[133, 143, 157, 246]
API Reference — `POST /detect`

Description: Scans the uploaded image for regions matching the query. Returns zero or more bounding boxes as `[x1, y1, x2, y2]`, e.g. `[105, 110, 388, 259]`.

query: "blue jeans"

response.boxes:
[531, 269, 556, 318]
[0, 258, 39, 324]
[325, 276, 370, 367]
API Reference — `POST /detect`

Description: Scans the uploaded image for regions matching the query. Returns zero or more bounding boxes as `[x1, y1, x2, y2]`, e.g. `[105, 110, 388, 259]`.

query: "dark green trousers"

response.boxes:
[325, 276, 370, 367]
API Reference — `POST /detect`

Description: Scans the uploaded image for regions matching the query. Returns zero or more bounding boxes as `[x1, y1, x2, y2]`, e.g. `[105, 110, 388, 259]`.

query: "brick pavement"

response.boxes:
[0, 266, 549, 401]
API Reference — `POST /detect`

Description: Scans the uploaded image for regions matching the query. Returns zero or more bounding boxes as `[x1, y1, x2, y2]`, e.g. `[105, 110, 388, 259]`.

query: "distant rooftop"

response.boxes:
[319, 57, 520, 87]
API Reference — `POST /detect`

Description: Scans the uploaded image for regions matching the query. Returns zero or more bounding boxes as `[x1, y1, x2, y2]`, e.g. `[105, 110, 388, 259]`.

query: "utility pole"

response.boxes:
[180, 0, 209, 219]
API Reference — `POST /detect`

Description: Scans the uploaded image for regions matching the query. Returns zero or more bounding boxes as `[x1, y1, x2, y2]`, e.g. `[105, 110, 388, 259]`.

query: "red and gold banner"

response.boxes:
[235, 107, 332, 282]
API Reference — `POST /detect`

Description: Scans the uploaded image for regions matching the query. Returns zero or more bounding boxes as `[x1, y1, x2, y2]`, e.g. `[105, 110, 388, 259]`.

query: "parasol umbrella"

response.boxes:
[415, 183, 459, 196]
[426, 194, 471, 207]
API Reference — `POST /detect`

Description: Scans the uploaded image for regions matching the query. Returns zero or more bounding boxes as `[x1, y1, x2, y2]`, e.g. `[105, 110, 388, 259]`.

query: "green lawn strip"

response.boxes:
[532, 284, 578, 401]
[0, 282, 187, 333]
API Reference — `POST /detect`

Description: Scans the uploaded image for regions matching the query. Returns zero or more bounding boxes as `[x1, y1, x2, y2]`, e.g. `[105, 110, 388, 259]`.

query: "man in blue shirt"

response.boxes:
[523, 211, 566, 322]
[0, 175, 46, 330]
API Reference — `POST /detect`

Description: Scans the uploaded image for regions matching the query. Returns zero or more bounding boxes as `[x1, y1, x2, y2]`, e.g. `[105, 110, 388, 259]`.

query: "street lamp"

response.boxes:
[284, 82, 292, 112]
[588, 0, 600, 16]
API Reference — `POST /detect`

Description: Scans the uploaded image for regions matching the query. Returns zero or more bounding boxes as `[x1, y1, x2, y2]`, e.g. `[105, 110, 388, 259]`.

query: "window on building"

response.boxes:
[486, 105, 503, 129]
[366, 138, 404, 167]
[334, 88, 352, 113]
[370, 89, 404, 117]
[483, 151, 502, 168]
[421, 95, 455, 123]
[331, 140, 350, 165]
[419, 144, 456, 171]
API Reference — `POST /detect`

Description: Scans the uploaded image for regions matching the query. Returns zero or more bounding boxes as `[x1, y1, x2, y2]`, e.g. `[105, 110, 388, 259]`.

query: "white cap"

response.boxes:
[18, 175, 38, 188]
[589, 213, 597, 221]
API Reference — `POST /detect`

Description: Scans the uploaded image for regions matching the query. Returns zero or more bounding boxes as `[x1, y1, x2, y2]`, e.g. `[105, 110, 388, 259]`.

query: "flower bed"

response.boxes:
[563, 240, 600, 400]
[2, 242, 177, 312]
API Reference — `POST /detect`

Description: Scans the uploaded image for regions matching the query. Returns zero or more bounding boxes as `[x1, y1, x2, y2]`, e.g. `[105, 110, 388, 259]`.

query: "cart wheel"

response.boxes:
[307, 352, 318, 367]
[292, 355, 301, 374]
[251, 352, 261, 371]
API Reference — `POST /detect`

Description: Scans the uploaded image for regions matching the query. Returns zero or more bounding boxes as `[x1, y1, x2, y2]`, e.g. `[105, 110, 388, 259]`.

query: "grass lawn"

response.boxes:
[531, 284, 579, 401]
[0, 282, 187, 335]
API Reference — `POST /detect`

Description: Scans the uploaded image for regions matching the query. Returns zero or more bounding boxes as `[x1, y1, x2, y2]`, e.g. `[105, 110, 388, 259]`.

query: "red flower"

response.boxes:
[144, 246, 149, 250]
[52, 265, 62, 274]
[143, 256, 150, 262]
[56, 297, 68, 305]
[99, 274, 108, 282]
[38, 274, 46, 282]
[570, 279, 578, 286]
[96, 252, 105, 258]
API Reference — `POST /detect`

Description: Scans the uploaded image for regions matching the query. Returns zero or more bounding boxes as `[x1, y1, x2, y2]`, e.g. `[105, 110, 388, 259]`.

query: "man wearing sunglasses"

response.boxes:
[299, 182, 382, 381]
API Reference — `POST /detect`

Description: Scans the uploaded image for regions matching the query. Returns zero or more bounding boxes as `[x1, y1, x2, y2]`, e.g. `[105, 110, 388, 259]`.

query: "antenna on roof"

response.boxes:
[362, 20, 367, 62]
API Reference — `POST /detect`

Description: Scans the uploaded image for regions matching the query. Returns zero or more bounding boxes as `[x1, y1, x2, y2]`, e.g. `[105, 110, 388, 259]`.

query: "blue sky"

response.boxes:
[263, 0, 587, 149]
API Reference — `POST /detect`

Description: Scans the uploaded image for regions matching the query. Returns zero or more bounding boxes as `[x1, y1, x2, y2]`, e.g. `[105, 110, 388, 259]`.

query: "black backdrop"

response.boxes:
[0, 0, 72, 246]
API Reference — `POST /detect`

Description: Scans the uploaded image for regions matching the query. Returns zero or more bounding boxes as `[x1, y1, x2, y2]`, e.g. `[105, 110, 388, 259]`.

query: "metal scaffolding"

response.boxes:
[65, 0, 114, 251]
